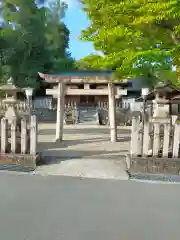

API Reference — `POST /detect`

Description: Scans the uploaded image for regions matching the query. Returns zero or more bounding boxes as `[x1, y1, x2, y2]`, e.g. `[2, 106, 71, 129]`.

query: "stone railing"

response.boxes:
[64, 102, 79, 124]
[127, 116, 180, 177]
[97, 101, 131, 125]
[32, 97, 53, 110]
[0, 101, 30, 117]
[0, 115, 38, 171]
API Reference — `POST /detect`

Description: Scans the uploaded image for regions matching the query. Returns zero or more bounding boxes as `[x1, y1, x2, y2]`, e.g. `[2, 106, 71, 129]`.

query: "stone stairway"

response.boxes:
[79, 106, 97, 123]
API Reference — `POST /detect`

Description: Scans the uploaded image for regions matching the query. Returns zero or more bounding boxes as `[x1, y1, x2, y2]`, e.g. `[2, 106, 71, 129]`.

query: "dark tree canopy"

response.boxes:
[0, 0, 76, 89]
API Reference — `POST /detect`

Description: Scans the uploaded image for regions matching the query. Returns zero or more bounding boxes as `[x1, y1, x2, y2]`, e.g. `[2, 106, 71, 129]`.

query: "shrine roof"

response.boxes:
[38, 70, 130, 86]
[136, 83, 180, 102]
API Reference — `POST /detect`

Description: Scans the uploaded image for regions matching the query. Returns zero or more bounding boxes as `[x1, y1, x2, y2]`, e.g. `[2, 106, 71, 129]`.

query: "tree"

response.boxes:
[0, 0, 75, 90]
[79, 0, 180, 85]
[0, 0, 49, 88]
[76, 54, 103, 70]
[45, 0, 75, 73]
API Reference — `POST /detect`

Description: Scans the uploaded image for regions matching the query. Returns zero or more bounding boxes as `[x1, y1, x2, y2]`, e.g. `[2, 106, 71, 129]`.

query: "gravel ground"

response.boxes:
[35, 123, 130, 179]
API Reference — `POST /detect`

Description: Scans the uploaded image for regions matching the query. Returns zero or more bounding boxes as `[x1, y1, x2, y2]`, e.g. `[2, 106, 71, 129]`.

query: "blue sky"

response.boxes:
[62, 0, 96, 60]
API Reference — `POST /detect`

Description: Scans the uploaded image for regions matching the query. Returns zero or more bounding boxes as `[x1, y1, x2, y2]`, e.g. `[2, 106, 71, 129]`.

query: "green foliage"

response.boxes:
[0, 0, 75, 89]
[76, 54, 104, 70]
[0, 0, 48, 88]
[79, 0, 180, 85]
[45, 0, 75, 73]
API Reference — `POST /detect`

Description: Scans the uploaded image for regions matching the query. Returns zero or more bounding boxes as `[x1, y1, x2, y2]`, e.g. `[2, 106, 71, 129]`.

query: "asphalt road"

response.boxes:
[0, 173, 180, 240]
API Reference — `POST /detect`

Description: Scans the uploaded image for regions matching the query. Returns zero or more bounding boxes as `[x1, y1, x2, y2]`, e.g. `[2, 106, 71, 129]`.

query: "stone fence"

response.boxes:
[97, 101, 132, 125]
[0, 115, 38, 171]
[128, 117, 180, 176]
[0, 97, 142, 125]
[0, 101, 30, 116]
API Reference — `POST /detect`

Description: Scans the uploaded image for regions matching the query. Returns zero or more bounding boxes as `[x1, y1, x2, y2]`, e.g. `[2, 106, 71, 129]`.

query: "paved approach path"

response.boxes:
[35, 123, 130, 179]
[0, 172, 180, 240]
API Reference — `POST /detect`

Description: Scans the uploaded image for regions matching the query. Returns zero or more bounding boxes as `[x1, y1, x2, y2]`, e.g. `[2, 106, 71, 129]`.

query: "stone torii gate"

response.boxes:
[38, 71, 128, 143]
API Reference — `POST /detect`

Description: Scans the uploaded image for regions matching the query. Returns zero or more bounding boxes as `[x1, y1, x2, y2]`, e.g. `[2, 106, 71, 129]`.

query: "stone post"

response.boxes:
[11, 118, 17, 153]
[1, 118, 8, 153]
[55, 82, 65, 141]
[30, 115, 37, 155]
[131, 117, 139, 155]
[74, 102, 79, 124]
[25, 88, 33, 113]
[21, 117, 28, 154]
[173, 122, 180, 157]
[108, 83, 117, 142]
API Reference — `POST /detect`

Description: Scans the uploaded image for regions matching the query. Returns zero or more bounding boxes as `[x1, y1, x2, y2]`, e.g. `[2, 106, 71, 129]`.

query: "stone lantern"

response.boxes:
[0, 77, 23, 123]
[24, 87, 33, 111]
[142, 88, 149, 97]
[152, 84, 171, 123]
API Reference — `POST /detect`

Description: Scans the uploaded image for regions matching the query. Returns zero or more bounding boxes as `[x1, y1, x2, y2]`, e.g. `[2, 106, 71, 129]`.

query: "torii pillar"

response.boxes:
[38, 72, 65, 142]
[55, 82, 65, 141]
[55, 83, 117, 142]
[108, 83, 117, 142]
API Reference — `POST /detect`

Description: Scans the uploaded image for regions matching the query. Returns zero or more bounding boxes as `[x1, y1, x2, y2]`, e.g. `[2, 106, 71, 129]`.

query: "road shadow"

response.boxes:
[38, 135, 130, 150]
[38, 149, 126, 166]
[38, 128, 131, 136]
[38, 137, 109, 150]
